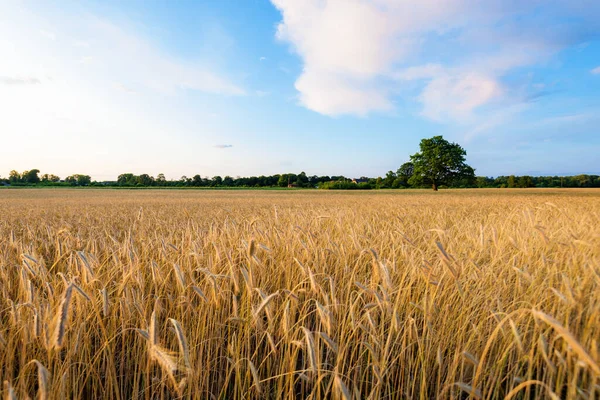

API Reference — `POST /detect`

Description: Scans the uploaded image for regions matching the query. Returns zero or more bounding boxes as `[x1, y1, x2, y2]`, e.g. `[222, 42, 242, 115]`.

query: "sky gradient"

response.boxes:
[1, 0, 599, 180]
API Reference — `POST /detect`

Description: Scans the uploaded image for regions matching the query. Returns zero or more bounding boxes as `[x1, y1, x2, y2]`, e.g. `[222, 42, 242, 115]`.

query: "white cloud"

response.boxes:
[215, 144, 233, 149]
[260, 56, 267, 61]
[270, 0, 483, 116]
[0, 76, 41, 85]
[419, 73, 501, 121]
[40, 29, 56, 40]
[79, 17, 245, 96]
[113, 83, 137, 94]
[271, 0, 599, 121]
[396, 64, 503, 121]
[272, 0, 410, 115]
[295, 69, 393, 116]
[78, 55, 93, 64]
[255, 90, 269, 97]
[529, 112, 596, 127]
[0, 2, 246, 179]
[592, 66, 600, 75]
[1, 5, 245, 97]
[464, 103, 529, 142]
[73, 40, 90, 48]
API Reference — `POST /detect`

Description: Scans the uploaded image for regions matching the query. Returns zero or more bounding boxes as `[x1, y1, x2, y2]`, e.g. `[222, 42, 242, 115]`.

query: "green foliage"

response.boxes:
[382, 170, 397, 188]
[474, 174, 600, 188]
[319, 180, 372, 190]
[396, 162, 414, 187]
[137, 174, 154, 186]
[507, 175, 516, 188]
[297, 171, 309, 188]
[9, 170, 21, 183]
[4, 142, 599, 191]
[408, 136, 475, 191]
[477, 176, 494, 188]
[191, 175, 203, 187]
[518, 176, 534, 188]
[23, 169, 41, 184]
[117, 173, 136, 186]
[211, 176, 223, 186]
[41, 173, 61, 182]
[277, 174, 289, 187]
[65, 174, 92, 186]
[223, 176, 234, 186]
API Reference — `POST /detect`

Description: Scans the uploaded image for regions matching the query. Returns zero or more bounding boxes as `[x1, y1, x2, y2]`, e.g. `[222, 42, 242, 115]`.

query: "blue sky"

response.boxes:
[1, 0, 599, 180]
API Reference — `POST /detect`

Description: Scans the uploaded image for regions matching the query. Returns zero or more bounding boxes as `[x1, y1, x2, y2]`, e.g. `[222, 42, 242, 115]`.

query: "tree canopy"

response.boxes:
[3, 148, 599, 190]
[408, 136, 475, 191]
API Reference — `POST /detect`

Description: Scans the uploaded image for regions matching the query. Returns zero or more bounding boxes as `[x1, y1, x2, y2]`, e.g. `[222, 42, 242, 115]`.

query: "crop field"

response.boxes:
[0, 188, 599, 399]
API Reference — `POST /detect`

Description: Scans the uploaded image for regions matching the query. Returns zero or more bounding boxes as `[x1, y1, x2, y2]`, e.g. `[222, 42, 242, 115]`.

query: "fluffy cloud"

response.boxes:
[295, 69, 393, 116]
[419, 74, 502, 121]
[272, 0, 600, 120]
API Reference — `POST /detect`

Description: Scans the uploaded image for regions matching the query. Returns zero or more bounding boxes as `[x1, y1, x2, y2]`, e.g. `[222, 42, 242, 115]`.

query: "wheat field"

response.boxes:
[0, 188, 598, 399]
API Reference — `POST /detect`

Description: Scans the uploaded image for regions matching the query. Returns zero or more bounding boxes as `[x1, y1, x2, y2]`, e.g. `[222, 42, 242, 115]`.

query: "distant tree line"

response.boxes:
[0, 136, 597, 190]
[1, 168, 599, 189]
[2, 169, 91, 186]
[474, 175, 600, 188]
[112, 171, 350, 188]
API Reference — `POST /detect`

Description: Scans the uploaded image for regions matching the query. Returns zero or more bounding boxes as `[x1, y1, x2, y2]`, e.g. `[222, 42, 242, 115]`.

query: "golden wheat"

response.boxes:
[0, 188, 599, 399]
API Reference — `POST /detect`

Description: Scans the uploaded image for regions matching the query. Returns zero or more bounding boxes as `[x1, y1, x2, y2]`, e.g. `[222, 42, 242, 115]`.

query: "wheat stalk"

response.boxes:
[52, 283, 74, 349]
[532, 310, 600, 375]
[27, 360, 50, 400]
[302, 327, 317, 375]
[169, 318, 190, 370]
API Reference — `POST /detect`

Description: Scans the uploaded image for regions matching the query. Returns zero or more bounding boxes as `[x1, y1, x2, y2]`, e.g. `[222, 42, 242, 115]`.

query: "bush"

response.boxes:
[319, 181, 372, 190]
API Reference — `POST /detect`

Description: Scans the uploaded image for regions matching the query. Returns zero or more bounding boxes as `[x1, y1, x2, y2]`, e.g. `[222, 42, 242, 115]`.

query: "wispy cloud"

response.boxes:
[524, 90, 558, 102]
[409, 70, 503, 122]
[39, 29, 55, 40]
[79, 56, 93, 64]
[530, 112, 597, 127]
[464, 104, 529, 142]
[214, 144, 233, 149]
[0, 2, 248, 179]
[0, 76, 41, 85]
[82, 18, 246, 96]
[2, 5, 246, 97]
[72, 40, 89, 48]
[592, 66, 600, 75]
[260, 56, 267, 61]
[255, 90, 269, 97]
[113, 83, 137, 94]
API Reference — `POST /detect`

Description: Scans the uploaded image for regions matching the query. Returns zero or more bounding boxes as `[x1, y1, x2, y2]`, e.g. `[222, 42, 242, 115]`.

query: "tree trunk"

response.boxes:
[432, 182, 438, 191]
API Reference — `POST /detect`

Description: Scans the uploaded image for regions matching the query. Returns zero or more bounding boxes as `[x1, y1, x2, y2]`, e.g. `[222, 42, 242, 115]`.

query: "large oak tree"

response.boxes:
[408, 136, 475, 191]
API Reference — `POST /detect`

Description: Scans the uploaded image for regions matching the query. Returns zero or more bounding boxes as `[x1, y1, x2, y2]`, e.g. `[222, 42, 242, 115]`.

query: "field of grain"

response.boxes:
[1, 189, 599, 399]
